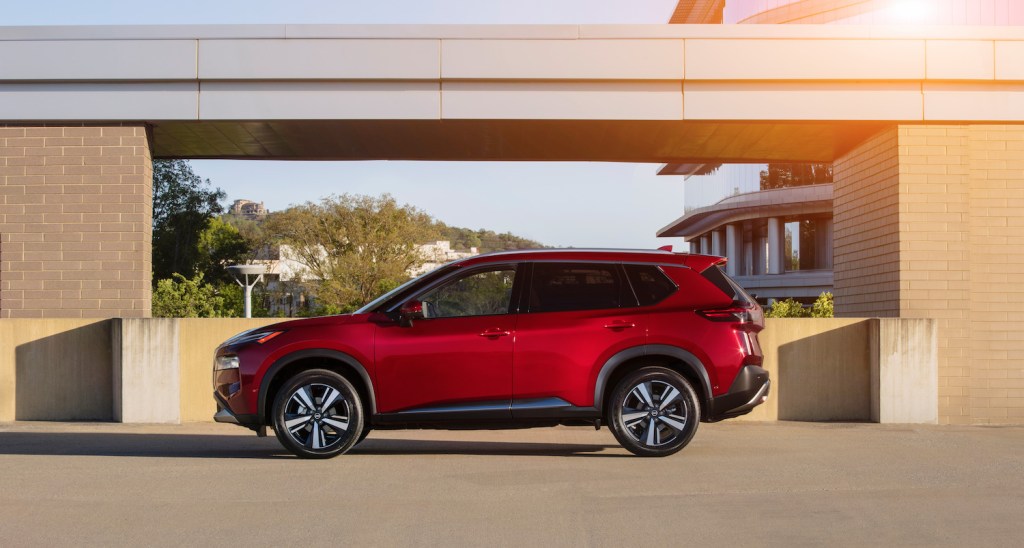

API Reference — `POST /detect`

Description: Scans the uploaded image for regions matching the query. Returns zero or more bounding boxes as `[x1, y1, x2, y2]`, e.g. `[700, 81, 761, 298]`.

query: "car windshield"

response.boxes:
[355, 264, 459, 314]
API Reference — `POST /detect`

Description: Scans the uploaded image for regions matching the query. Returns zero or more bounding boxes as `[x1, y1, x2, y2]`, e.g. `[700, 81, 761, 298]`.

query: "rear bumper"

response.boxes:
[706, 365, 771, 422]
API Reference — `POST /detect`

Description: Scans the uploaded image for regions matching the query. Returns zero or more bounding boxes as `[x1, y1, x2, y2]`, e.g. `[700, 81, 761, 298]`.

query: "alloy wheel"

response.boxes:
[282, 382, 352, 450]
[620, 380, 690, 447]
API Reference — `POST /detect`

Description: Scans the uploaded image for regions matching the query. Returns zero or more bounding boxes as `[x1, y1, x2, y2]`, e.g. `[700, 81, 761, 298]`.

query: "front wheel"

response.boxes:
[272, 369, 364, 459]
[608, 366, 700, 457]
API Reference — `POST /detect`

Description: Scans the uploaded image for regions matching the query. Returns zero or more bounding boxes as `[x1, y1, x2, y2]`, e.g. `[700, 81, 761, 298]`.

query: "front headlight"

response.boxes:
[224, 329, 284, 347]
[215, 354, 240, 371]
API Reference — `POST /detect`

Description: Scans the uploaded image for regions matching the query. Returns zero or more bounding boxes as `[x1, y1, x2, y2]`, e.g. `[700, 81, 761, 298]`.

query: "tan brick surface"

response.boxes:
[834, 123, 1024, 425]
[0, 125, 152, 318]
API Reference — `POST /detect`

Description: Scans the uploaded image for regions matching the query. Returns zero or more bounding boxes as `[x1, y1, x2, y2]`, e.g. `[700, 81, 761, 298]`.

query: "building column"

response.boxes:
[689, 239, 699, 254]
[833, 124, 1024, 426]
[767, 217, 784, 275]
[0, 125, 152, 318]
[753, 222, 767, 276]
[725, 223, 740, 276]
[710, 229, 724, 257]
[700, 234, 711, 256]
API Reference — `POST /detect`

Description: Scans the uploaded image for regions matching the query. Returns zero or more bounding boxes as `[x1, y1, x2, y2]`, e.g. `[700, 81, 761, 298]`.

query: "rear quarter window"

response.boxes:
[624, 264, 678, 306]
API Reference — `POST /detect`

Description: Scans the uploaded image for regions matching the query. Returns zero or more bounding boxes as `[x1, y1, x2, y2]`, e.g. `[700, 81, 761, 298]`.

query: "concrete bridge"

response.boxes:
[1, 24, 1023, 424]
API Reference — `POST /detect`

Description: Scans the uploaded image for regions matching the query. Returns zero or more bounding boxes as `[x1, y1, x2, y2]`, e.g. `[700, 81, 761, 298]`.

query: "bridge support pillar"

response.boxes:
[833, 124, 1024, 425]
[0, 125, 152, 318]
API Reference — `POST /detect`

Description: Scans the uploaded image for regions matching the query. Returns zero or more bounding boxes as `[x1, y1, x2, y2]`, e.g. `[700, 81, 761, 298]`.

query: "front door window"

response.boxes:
[419, 268, 516, 319]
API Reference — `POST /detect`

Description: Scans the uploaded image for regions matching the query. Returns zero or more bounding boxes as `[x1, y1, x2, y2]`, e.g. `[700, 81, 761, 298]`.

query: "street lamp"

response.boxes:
[227, 264, 265, 318]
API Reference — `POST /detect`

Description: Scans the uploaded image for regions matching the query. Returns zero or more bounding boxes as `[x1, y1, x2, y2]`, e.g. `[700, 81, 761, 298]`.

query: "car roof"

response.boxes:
[452, 248, 725, 271]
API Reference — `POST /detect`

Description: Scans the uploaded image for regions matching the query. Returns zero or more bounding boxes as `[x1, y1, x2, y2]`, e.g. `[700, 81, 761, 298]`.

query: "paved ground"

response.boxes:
[0, 421, 1022, 546]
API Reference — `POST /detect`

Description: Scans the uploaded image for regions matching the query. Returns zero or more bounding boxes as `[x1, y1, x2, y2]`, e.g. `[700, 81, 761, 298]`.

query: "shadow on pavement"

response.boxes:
[0, 432, 290, 459]
[0, 431, 623, 459]
[353, 438, 622, 457]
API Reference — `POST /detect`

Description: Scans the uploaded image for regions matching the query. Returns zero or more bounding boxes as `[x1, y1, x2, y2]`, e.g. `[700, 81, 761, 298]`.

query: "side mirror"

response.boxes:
[398, 300, 424, 327]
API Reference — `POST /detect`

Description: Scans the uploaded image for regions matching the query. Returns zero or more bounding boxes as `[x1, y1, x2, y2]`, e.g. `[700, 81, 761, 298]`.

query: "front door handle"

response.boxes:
[479, 328, 511, 338]
[603, 321, 636, 330]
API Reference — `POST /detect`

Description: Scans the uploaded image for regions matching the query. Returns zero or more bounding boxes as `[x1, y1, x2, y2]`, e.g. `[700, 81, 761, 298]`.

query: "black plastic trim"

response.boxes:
[374, 400, 512, 423]
[593, 344, 714, 411]
[707, 365, 770, 421]
[511, 397, 600, 419]
[257, 348, 377, 424]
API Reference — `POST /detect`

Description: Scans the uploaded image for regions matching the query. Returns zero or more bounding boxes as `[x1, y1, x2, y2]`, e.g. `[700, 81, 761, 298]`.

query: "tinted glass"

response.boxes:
[418, 268, 516, 318]
[700, 265, 736, 299]
[624, 264, 677, 306]
[529, 263, 630, 313]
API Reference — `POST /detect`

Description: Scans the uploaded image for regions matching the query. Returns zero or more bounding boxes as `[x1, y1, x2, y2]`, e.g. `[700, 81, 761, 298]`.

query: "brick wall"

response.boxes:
[0, 125, 152, 318]
[967, 125, 1024, 423]
[832, 127, 901, 317]
[834, 123, 1024, 424]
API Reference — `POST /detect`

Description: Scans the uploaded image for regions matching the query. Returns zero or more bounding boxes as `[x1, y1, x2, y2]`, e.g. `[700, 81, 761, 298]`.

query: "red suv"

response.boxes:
[213, 249, 769, 458]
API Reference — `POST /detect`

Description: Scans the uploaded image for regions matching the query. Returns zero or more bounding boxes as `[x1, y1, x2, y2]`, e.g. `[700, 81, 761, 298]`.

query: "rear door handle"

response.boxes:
[603, 321, 636, 329]
[479, 328, 511, 338]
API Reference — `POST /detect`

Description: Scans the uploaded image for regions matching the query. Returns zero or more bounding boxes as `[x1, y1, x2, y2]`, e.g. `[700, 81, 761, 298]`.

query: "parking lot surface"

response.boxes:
[1, 421, 1022, 546]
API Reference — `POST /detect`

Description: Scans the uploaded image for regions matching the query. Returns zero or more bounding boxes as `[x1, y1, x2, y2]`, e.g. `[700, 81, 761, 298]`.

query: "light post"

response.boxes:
[227, 264, 265, 318]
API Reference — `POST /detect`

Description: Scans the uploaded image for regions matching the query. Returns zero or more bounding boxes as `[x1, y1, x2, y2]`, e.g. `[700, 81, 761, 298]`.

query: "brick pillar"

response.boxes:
[833, 124, 1024, 425]
[0, 125, 152, 318]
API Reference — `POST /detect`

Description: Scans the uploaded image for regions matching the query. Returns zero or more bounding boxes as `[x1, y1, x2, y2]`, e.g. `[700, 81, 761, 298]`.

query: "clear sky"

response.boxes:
[4, 0, 688, 249]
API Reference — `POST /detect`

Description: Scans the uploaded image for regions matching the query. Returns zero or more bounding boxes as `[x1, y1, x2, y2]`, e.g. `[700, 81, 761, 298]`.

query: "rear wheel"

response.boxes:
[272, 369, 364, 459]
[608, 366, 700, 457]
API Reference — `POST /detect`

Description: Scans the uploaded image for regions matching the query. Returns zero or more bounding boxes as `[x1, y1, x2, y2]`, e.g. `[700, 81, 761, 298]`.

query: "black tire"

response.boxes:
[272, 369, 364, 459]
[607, 366, 700, 457]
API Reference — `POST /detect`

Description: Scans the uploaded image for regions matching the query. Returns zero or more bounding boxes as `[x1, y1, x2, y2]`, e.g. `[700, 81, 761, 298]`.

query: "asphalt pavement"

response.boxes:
[1, 420, 1022, 546]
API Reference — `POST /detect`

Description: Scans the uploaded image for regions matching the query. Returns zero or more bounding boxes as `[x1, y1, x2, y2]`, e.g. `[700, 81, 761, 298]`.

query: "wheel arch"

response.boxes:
[258, 349, 376, 424]
[594, 345, 712, 415]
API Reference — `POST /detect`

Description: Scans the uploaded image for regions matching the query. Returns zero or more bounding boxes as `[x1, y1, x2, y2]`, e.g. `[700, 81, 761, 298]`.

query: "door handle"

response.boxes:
[603, 321, 636, 330]
[479, 328, 511, 338]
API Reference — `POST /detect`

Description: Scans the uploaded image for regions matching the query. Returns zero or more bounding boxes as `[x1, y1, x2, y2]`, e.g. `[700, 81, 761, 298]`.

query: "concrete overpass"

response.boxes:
[2, 24, 1022, 163]
[2, 24, 1023, 424]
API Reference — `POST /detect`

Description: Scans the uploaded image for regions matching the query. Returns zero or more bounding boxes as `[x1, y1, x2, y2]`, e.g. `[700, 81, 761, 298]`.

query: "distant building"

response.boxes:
[248, 241, 478, 316]
[229, 199, 268, 220]
[411, 241, 479, 276]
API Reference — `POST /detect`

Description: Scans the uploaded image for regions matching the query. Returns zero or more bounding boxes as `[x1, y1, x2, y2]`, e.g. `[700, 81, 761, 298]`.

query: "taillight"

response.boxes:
[698, 302, 765, 332]
[698, 307, 754, 323]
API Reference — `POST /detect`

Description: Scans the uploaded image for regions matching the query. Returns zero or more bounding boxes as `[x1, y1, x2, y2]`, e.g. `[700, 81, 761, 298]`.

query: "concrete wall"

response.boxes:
[0, 319, 113, 422]
[0, 317, 940, 425]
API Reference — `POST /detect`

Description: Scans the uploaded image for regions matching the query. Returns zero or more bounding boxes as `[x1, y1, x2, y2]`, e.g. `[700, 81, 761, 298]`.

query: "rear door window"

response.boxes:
[528, 262, 634, 313]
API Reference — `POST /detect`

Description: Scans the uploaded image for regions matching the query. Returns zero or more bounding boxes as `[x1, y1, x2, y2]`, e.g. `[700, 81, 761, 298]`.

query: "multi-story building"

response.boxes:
[228, 198, 268, 220]
[658, 0, 1024, 303]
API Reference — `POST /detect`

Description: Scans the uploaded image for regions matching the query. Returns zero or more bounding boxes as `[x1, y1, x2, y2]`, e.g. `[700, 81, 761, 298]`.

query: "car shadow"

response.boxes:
[352, 438, 624, 457]
[0, 431, 625, 459]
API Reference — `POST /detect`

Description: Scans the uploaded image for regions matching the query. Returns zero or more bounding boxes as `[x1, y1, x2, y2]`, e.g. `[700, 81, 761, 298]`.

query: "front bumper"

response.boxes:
[706, 365, 771, 421]
[213, 392, 259, 429]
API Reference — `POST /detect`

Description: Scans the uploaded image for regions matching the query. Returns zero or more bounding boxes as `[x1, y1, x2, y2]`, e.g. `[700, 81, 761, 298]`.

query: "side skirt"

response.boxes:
[371, 397, 601, 429]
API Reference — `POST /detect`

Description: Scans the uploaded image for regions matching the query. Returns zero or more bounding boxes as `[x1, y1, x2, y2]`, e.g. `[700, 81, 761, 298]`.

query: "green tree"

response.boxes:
[434, 222, 543, 252]
[811, 292, 834, 318]
[765, 298, 810, 318]
[152, 274, 238, 318]
[152, 160, 225, 282]
[263, 193, 438, 312]
[196, 216, 251, 285]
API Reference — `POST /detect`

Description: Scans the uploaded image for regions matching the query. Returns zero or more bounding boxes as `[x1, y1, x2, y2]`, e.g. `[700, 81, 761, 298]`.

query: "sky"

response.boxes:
[4, 0, 687, 249]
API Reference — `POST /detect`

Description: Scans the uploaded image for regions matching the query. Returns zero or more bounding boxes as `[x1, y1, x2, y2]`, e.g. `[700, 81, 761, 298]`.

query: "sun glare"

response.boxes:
[884, 0, 935, 23]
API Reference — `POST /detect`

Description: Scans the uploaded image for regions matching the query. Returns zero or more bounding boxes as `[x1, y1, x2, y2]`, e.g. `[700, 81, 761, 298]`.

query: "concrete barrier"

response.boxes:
[0, 317, 938, 424]
[0, 319, 113, 422]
